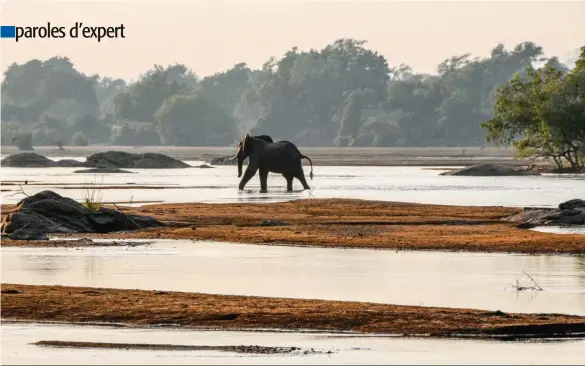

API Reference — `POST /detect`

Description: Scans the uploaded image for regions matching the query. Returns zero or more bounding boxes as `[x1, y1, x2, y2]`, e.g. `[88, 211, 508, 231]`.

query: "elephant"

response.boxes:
[230, 133, 314, 193]
[252, 135, 274, 143]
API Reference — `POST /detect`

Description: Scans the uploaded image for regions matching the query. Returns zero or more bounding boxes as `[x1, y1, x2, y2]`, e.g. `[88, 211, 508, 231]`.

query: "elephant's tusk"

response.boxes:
[228, 155, 239, 161]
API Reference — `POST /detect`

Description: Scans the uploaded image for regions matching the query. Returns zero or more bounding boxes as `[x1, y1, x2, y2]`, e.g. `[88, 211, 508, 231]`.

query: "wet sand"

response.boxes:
[3, 199, 583, 254]
[2, 284, 585, 339]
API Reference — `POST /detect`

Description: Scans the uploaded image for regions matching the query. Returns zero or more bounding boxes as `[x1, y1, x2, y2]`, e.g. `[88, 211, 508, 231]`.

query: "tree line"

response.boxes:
[1, 39, 582, 168]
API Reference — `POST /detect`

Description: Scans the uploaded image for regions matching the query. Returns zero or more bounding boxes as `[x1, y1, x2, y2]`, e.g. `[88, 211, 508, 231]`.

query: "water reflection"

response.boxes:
[3, 240, 584, 315]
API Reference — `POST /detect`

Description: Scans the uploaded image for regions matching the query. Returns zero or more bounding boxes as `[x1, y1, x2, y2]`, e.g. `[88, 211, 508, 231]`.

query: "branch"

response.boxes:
[521, 271, 544, 291]
[112, 203, 140, 229]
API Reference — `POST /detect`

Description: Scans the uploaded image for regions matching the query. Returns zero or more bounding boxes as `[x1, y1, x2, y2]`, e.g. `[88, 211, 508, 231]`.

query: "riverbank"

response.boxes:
[2, 284, 584, 339]
[2, 199, 584, 254]
[0, 145, 534, 167]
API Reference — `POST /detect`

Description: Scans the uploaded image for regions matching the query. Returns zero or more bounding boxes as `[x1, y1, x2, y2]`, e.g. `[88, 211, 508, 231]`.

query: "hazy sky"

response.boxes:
[1, 0, 584, 81]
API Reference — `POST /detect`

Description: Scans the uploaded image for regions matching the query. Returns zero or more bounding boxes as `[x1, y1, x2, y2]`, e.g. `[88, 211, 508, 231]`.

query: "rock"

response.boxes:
[74, 168, 134, 174]
[9, 225, 49, 240]
[504, 198, 585, 227]
[55, 159, 85, 167]
[260, 220, 289, 227]
[439, 164, 541, 176]
[559, 199, 585, 210]
[84, 151, 191, 169]
[1, 153, 58, 167]
[197, 164, 214, 169]
[0, 190, 166, 235]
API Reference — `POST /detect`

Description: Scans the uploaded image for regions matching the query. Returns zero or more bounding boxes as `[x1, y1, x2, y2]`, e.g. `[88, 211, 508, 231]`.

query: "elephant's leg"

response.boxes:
[285, 175, 294, 192]
[295, 166, 311, 190]
[239, 163, 258, 190]
[259, 168, 269, 193]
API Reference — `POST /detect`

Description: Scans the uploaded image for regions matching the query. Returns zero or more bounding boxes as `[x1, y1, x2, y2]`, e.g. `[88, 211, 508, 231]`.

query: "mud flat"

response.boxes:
[3, 199, 583, 255]
[3, 284, 585, 339]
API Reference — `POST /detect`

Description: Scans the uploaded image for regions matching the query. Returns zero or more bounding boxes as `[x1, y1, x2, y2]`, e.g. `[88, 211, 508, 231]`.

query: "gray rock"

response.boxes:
[55, 159, 85, 167]
[504, 198, 585, 227]
[74, 168, 134, 174]
[559, 199, 585, 210]
[9, 226, 49, 240]
[1, 153, 58, 167]
[197, 164, 214, 169]
[440, 164, 541, 176]
[1, 190, 166, 235]
[85, 151, 190, 169]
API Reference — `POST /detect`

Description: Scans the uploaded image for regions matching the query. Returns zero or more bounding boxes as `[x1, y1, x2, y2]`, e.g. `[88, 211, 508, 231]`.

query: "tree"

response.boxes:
[1, 56, 99, 124]
[251, 39, 390, 145]
[113, 64, 197, 123]
[481, 46, 585, 171]
[154, 94, 237, 146]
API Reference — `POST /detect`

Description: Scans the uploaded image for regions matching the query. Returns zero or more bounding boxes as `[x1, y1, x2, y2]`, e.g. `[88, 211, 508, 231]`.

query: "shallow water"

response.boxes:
[532, 226, 585, 235]
[3, 240, 584, 315]
[1, 161, 583, 207]
[2, 323, 585, 365]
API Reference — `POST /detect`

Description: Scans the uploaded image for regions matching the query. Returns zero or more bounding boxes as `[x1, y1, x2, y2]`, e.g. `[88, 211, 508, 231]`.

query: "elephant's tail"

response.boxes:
[301, 155, 314, 180]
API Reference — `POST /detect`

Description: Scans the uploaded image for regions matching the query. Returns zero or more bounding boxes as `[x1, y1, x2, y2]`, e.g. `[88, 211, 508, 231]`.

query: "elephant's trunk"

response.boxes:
[237, 156, 243, 177]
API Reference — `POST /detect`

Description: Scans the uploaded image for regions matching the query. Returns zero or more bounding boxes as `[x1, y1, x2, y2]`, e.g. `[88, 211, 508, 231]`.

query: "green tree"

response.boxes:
[154, 94, 237, 146]
[113, 64, 197, 123]
[481, 46, 585, 170]
[251, 39, 390, 145]
[1, 57, 99, 124]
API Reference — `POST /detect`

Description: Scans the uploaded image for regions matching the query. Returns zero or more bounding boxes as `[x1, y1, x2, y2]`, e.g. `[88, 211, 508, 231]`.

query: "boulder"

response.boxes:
[504, 198, 585, 227]
[84, 151, 191, 169]
[0, 190, 166, 236]
[197, 164, 214, 169]
[74, 168, 134, 174]
[9, 226, 49, 241]
[439, 164, 541, 176]
[1, 153, 57, 167]
[559, 199, 585, 210]
[55, 159, 85, 167]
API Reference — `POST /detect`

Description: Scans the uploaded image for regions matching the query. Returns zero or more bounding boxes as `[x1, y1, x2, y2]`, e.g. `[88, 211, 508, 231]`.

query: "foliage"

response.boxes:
[482, 46, 585, 170]
[154, 94, 237, 146]
[113, 64, 197, 123]
[1, 40, 579, 149]
[82, 177, 103, 212]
